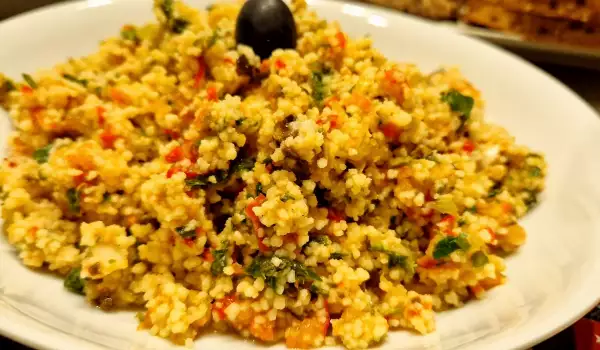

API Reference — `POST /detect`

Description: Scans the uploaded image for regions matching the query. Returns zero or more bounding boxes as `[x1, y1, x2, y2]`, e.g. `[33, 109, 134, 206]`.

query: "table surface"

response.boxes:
[0, 1, 599, 350]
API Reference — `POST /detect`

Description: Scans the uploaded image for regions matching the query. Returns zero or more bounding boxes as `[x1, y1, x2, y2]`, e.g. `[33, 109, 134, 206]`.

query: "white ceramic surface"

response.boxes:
[1, 1, 600, 349]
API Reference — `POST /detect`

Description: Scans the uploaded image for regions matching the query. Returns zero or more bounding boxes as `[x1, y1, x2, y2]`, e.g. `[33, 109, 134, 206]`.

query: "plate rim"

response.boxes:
[0, 0, 600, 350]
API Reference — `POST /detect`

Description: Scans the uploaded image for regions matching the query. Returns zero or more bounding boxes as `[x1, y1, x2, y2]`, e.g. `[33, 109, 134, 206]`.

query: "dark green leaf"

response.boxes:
[457, 218, 466, 226]
[263, 157, 272, 165]
[246, 255, 320, 288]
[206, 30, 219, 49]
[66, 188, 80, 214]
[330, 252, 345, 260]
[231, 156, 255, 174]
[256, 183, 263, 195]
[311, 235, 330, 245]
[64, 267, 85, 295]
[310, 283, 328, 295]
[387, 253, 407, 268]
[488, 188, 500, 198]
[210, 241, 229, 276]
[466, 205, 477, 214]
[185, 176, 209, 188]
[62, 74, 88, 87]
[171, 18, 189, 34]
[471, 251, 489, 267]
[175, 225, 197, 239]
[160, 0, 173, 20]
[3, 80, 15, 92]
[280, 193, 294, 202]
[22, 73, 37, 89]
[291, 260, 321, 282]
[529, 166, 541, 177]
[311, 71, 325, 107]
[433, 233, 470, 260]
[441, 89, 474, 121]
[32, 144, 53, 164]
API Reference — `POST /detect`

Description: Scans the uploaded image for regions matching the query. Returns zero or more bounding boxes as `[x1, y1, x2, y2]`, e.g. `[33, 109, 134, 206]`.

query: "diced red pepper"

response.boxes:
[110, 88, 128, 105]
[96, 106, 106, 126]
[213, 295, 236, 321]
[165, 146, 184, 163]
[21, 86, 33, 94]
[463, 140, 475, 154]
[223, 57, 235, 65]
[183, 238, 195, 247]
[502, 202, 513, 213]
[274, 58, 286, 70]
[99, 129, 118, 149]
[182, 140, 198, 163]
[257, 238, 270, 253]
[203, 249, 214, 262]
[336, 32, 346, 49]
[324, 96, 340, 107]
[73, 172, 87, 186]
[486, 227, 497, 242]
[417, 256, 437, 268]
[164, 129, 180, 140]
[384, 70, 397, 84]
[246, 195, 268, 251]
[440, 215, 455, 226]
[207, 86, 218, 101]
[329, 114, 339, 129]
[323, 299, 330, 336]
[327, 208, 344, 222]
[380, 122, 402, 139]
[166, 166, 181, 178]
[194, 56, 207, 88]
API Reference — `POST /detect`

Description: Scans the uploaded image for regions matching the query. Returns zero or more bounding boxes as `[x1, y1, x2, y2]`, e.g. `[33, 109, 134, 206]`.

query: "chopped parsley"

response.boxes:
[175, 225, 197, 239]
[529, 166, 542, 177]
[263, 157, 273, 165]
[256, 183, 264, 195]
[22, 73, 37, 89]
[441, 89, 474, 129]
[457, 218, 466, 226]
[330, 252, 345, 260]
[120, 26, 139, 42]
[433, 233, 470, 260]
[488, 188, 501, 198]
[102, 192, 111, 203]
[32, 143, 53, 164]
[210, 241, 229, 276]
[66, 188, 81, 214]
[171, 18, 189, 34]
[185, 151, 254, 189]
[62, 74, 88, 87]
[471, 251, 489, 267]
[2, 79, 15, 92]
[311, 235, 330, 245]
[160, 0, 173, 20]
[466, 205, 477, 214]
[369, 245, 413, 271]
[246, 255, 320, 293]
[311, 71, 325, 107]
[64, 267, 85, 295]
[309, 283, 328, 295]
[280, 193, 294, 202]
[206, 30, 219, 49]
[235, 117, 246, 126]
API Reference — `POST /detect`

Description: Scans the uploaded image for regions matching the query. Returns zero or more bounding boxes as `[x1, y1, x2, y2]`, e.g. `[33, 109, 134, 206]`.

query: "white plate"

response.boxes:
[1, 1, 600, 349]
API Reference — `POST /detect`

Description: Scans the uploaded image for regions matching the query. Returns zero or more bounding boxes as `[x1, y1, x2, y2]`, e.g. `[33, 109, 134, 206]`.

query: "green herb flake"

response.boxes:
[160, 0, 174, 20]
[387, 253, 408, 268]
[206, 30, 219, 49]
[22, 73, 37, 89]
[311, 71, 325, 107]
[471, 251, 489, 267]
[488, 188, 501, 198]
[66, 188, 81, 214]
[256, 183, 263, 195]
[529, 166, 542, 177]
[185, 176, 209, 188]
[457, 218, 466, 226]
[175, 225, 197, 239]
[210, 241, 229, 276]
[263, 157, 273, 165]
[309, 284, 328, 295]
[466, 205, 477, 214]
[312, 235, 330, 245]
[433, 233, 470, 260]
[235, 117, 246, 126]
[441, 89, 474, 123]
[120, 27, 139, 42]
[32, 143, 53, 164]
[64, 267, 85, 295]
[280, 193, 294, 202]
[330, 252, 345, 260]
[246, 255, 320, 293]
[62, 74, 88, 87]
[3, 80, 15, 92]
[171, 18, 189, 34]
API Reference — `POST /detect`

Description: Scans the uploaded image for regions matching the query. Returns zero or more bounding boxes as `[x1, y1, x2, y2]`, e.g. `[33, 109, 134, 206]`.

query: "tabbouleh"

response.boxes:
[0, 0, 546, 348]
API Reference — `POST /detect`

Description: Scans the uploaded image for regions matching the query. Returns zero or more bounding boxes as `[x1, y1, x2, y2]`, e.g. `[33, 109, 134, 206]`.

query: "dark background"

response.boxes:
[0, 0, 595, 349]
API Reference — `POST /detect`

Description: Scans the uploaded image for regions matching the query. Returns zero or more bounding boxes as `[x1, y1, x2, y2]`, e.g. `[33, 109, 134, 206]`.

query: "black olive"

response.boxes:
[235, 0, 297, 59]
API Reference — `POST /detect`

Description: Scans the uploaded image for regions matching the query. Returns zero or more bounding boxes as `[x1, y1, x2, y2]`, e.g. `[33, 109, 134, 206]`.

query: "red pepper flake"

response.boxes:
[335, 32, 346, 49]
[185, 190, 195, 198]
[182, 140, 198, 163]
[96, 106, 106, 126]
[73, 172, 87, 186]
[213, 295, 236, 321]
[223, 57, 235, 65]
[207, 86, 218, 101]
[165, 146, 184, 163]
[462, 140, 475, 154]
[194, 56, 207, 88]
[324, 96, 339, 107]
[417, 256, 437, 268]
[257, 238, 270, 253]
[184, 170, 199, 179]
[110, 88, 128, 105]
[164, 129, 180, 140]
[329, 114, 339, 129]
[384, 70, 397, 84]
[502, 202, 513, 213]
[203, 249, 214, 262]
[99, 129, 118, 149]
[20, 86, 33, 94]
[327, 208, 344, 222]
[183, 238, 195, 247]
[260, 59, 270, 73]
[166, 166, 181, 178]
[323, 299, 330, 336]
[440, 214, 456, 236]
[486, 227, 497, 242]
[28, 226, 39, 239]
[379, 122, 402, 139]
[274, 58, 286, 70]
